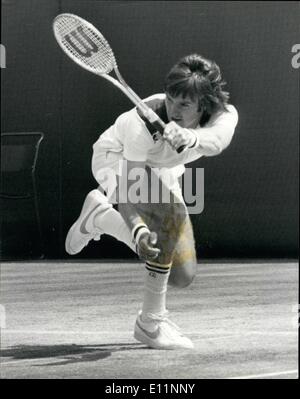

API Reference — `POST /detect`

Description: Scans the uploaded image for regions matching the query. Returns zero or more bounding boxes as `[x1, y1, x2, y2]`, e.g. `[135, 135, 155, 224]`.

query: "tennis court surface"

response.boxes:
[0, 261, 298, 379]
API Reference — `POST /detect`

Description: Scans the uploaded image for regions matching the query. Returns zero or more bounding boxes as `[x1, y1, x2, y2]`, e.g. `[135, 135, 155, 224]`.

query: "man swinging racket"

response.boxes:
[65, 53, 238, 350]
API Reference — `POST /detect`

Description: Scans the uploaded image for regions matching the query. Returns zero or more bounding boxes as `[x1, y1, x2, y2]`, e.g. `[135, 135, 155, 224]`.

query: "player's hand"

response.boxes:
[137, 231, 161, 262]
[163, 121, 197, 151]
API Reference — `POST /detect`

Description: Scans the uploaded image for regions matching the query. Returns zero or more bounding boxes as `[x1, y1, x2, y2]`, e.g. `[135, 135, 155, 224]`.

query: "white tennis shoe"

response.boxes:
[134, 310, 194, 350]
[65, 189, 108, 255]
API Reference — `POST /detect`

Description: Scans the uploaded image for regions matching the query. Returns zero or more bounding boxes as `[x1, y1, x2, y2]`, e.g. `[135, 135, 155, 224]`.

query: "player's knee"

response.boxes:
[168, 273, 195, 288]
[168, 265, 196, 288]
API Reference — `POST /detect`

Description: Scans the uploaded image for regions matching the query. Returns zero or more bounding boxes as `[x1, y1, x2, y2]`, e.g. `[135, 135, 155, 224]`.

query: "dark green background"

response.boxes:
[1, 1, 299, 259]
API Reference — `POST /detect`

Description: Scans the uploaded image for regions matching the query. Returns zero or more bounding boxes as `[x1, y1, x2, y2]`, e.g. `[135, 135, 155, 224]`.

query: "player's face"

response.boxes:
[165, 93, 202, 128]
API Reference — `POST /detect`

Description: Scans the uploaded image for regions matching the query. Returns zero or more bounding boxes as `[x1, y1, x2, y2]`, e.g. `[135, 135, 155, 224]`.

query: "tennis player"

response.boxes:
[65, 54, 238, 349]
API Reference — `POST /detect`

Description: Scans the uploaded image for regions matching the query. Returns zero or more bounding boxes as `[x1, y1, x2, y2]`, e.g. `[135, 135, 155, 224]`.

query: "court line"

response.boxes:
[3, 329, 130, 335]
[1, 330, 240, 341]
[2, 329, 297, 335]
[228, 369, 298, 379]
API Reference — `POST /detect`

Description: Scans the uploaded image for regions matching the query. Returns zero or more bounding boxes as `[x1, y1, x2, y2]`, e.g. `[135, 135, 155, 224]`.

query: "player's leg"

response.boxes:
[65, 188, 136, 255]
[168, 214, 197, 288]
[95, 162, 193, 348]
[133, 173, 194, 349]
[152, 167, 197, 288]
[133, 201, 193, 349]
[65, 151, 136, 255]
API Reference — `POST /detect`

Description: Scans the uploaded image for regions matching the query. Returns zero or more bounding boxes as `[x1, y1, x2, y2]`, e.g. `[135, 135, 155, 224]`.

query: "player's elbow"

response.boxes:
[203, 139, 223, 156]
[213, 141, 223, 154]
[210, 133, 233, 155]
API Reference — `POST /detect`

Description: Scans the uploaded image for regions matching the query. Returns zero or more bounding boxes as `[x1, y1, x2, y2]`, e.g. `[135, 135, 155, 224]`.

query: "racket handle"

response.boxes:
[176, 145, 185, 153]
[143, 109, 185, 154]
[150, 120, 185, 154]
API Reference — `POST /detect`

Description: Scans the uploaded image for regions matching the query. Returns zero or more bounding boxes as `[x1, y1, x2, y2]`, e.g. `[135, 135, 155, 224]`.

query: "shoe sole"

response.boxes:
[65, 190, 102, 255]
[65, 222, 79, 255]
[134, 323, 193, 350]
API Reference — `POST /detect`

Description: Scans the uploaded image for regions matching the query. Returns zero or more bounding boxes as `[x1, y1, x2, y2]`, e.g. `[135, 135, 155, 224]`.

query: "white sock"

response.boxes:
[93, 207, 136, 252]
[141, 262, 171, 320]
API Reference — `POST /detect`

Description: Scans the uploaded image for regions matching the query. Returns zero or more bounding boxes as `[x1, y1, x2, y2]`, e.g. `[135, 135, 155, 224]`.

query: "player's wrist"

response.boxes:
[187, 130, 198, 148]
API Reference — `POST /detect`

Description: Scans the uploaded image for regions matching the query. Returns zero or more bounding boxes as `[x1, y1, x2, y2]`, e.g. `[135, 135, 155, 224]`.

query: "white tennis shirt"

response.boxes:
[93, 93, 238, 176]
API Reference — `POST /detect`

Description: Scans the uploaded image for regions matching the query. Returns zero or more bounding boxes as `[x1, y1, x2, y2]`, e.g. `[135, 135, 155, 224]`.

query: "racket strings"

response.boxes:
[54, 15, 116, 74]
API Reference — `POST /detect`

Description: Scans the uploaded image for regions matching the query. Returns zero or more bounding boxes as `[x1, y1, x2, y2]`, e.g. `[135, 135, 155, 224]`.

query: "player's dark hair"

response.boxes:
[164, 54, 230, 123]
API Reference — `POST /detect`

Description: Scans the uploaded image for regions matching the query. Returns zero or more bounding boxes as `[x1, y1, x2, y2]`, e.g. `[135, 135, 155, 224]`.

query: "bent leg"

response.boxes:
[168, 215, 197, 288]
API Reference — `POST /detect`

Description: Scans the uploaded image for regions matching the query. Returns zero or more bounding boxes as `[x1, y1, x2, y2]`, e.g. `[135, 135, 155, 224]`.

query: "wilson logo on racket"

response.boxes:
[64, 26, 98, 58]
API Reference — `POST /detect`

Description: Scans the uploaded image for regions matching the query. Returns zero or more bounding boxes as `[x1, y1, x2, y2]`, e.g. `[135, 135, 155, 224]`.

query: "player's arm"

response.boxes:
[164, 105, 238, 156]
[164, 122, 229, 156]
[188, 125, 233, 156]
[118, 159, 160, 261]
[188, 106, 238, 156]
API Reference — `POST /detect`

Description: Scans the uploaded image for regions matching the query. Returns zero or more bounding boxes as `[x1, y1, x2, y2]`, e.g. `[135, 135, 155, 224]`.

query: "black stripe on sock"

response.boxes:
[146, 266, 170, 275]
[146, 262, 171, 271]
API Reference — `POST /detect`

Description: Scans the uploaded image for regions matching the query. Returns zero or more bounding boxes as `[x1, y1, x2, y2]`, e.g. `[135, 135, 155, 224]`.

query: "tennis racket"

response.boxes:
[52, 13, 185, 153]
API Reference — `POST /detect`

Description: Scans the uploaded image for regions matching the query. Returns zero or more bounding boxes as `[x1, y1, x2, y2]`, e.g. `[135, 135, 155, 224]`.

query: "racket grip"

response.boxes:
[176, 145, 186, 153]
[147, 116, 185, 154]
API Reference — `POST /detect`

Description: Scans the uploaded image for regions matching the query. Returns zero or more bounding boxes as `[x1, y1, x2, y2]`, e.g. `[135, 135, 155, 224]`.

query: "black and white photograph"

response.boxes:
[0, 0, 298, 382]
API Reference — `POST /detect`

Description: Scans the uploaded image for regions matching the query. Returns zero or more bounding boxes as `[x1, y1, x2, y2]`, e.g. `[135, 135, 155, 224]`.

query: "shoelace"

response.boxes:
[145, 311, 181, 332]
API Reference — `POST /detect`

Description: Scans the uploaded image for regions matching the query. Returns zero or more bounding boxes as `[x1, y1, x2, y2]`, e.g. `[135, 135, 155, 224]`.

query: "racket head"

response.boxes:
[53, 13, 116, 75]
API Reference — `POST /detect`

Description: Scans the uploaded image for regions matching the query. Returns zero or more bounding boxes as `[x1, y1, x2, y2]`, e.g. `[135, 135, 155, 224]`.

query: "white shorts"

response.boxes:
[92, 150, 185, 205]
